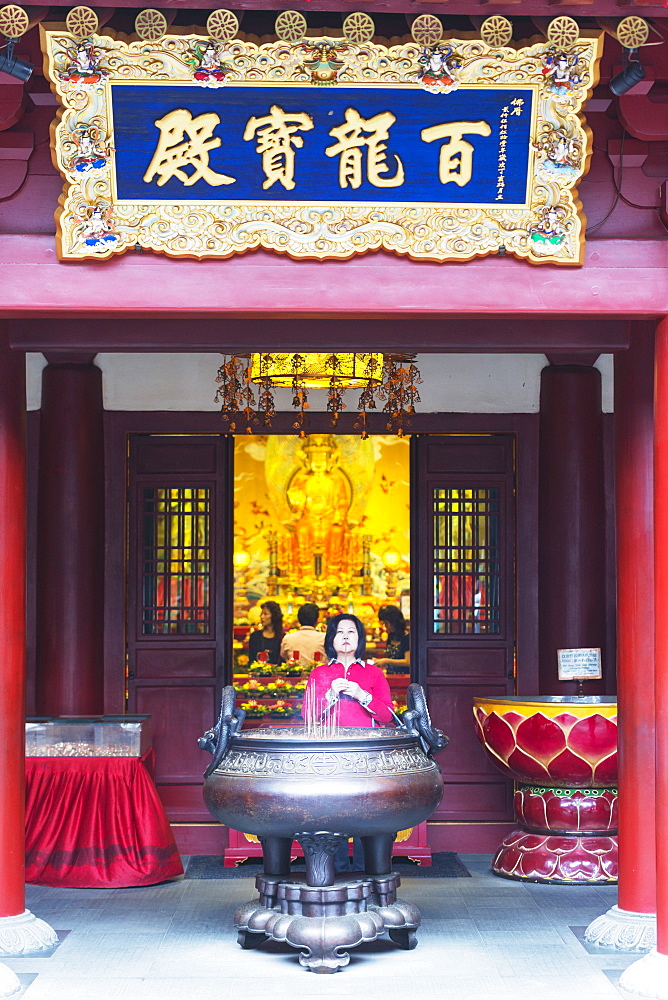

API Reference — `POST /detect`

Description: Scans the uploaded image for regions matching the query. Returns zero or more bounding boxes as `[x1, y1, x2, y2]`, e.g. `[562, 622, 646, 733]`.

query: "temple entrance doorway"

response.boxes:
[125, 430, 517, 835]
[231, 433, 412, 726]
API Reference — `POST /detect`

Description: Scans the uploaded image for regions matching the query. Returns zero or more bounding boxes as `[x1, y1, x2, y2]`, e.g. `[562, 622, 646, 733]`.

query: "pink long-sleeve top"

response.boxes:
[303, 660, 395, 727]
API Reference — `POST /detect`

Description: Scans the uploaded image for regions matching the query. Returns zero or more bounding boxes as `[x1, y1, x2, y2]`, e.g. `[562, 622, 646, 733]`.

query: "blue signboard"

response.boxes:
[111, 84, 533, 205]
[44, 25, 603, 262]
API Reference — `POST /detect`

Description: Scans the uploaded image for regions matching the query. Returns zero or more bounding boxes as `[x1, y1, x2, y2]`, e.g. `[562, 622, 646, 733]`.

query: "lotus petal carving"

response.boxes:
[493, 830, 618, 883]
[473, 699, 617, 787]
[515, 713, 567, 761]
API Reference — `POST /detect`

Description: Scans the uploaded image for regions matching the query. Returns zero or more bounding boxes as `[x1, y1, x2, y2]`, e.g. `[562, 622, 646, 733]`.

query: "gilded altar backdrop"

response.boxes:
[233, 434, 410, 620]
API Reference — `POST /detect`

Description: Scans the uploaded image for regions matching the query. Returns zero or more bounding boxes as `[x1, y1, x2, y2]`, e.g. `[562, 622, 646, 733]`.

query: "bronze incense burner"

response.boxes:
[200, 684, 447, 972]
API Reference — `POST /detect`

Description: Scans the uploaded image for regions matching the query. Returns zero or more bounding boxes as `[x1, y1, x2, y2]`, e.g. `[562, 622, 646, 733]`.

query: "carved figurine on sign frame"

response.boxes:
[417, 46, 461, 96]
[59, 38, 106, 85]
[41, 21, 603, 264]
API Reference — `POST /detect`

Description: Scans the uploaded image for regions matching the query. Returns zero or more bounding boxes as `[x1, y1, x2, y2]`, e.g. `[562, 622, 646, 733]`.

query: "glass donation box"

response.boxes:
[24, 713, 183, 888]
[25, 715, 152, 757]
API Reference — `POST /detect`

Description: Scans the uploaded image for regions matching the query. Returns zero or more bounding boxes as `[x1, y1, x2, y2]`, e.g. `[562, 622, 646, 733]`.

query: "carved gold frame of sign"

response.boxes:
[41, 25, 603, 265]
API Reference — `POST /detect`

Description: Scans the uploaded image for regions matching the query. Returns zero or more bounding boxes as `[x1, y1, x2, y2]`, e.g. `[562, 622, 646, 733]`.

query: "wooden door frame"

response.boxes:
[126, 436, 231, 702]
[103, 410, 539, 711]
[411, 433, 518, 691]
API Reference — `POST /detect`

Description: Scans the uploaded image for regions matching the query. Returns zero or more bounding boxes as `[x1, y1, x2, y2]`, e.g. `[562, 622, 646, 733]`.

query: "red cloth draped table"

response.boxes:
[25, 750, 184, 888]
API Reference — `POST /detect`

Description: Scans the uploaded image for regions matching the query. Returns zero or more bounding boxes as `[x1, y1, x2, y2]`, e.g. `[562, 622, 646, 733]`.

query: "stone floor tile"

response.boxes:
[14, 855, 638, 1000]
[126, 978, 237, 999]
[24, 977, 147, 999]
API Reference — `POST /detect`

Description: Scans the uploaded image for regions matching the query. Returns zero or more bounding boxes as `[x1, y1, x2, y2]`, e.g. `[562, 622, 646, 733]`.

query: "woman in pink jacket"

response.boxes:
[304, 612, 394, 728]
[303, 612, 395, 872]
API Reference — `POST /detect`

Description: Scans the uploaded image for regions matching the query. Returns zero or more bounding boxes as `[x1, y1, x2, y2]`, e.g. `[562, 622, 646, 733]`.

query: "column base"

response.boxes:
[0, 910, 58, 956]
[585, 905, 656, 953]
[492, 829, 618, 884]
[619, 949, 668, 998]
[0, 964, 20, 998]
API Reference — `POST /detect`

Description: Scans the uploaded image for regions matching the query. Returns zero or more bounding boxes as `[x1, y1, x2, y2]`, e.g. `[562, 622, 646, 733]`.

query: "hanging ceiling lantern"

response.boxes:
[215, 352, 421, 438]
[249, 353, 383, 389]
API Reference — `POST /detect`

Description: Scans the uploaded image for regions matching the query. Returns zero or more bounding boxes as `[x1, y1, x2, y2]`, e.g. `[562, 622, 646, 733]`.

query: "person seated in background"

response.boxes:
[280, 602, 326, 666]
[374, 604, 410, 674]
[248, 600, 284, 666]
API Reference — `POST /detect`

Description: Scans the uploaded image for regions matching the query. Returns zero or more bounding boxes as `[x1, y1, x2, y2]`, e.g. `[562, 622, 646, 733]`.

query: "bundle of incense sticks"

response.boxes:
[304, 685, 341, 739]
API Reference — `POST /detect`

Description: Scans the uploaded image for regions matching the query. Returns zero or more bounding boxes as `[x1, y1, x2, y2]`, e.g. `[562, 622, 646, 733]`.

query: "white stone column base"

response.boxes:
[0, 964, 20, 998]
[619, 949, 668, 998]
[0, 910, 58, 956]
[585, 905, 657, 952]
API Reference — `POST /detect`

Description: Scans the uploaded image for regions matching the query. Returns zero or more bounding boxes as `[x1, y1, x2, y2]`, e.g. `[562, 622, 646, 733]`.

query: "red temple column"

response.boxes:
[35, 356, 105, 715]
[621, 317, 668, 996]
[538, 362, 607, 693]
[586, 325, 657, 951]
[0, 330, 56, 987]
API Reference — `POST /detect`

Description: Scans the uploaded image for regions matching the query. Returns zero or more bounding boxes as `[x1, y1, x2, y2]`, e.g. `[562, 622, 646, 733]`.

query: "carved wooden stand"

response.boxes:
[234, 871, 420, 973]
[235, 830, 420, 973]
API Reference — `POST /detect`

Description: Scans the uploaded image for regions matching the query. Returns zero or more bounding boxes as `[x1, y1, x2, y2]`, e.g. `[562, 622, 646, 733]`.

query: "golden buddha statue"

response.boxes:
[286, 435, 353, 581]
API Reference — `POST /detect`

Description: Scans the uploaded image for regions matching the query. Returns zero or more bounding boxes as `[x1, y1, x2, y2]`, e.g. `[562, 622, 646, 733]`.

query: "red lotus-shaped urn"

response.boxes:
[472, 696, 618, 884]
[473, 695, 617, 788]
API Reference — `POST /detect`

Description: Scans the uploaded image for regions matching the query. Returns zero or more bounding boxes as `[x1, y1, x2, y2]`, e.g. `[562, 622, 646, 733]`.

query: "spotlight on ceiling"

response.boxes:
[0, 36, 33, 81]
[609, 48, 645, 96]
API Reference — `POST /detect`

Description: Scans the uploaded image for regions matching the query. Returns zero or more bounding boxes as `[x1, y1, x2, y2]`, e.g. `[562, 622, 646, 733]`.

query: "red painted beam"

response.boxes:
[0, 132, 34, 201]
[9, 315, 629, 353]
[0, 235, 666, 325]
[0, 83, 26, 133]
[619, 93, 668, 143]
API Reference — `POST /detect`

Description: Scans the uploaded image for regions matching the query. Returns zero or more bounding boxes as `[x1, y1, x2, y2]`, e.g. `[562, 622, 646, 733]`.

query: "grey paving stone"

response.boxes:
[16, 854, 632, 1000]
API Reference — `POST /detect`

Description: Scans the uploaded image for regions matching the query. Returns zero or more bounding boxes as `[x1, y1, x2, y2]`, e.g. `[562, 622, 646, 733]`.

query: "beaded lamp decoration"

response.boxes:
[215, 353, 421, 438]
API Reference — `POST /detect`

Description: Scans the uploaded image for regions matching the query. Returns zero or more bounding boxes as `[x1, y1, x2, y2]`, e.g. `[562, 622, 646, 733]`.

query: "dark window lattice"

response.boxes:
[141, 487, 210, 635]
[432, 487, 500, 635]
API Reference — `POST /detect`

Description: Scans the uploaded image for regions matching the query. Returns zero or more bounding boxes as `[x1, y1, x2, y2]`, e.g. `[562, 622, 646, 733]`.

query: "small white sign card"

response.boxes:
[557, 647, 602, 681]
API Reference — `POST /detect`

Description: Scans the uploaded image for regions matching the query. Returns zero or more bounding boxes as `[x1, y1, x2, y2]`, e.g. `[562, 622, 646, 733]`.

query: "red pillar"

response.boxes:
[615, 327, 656, 918]
[538, 363, 607, 694]
[620, 318, 668, 992]
[654, 317, 668, 957]
[35, 357, 105, 715]
[0, 331, 27, 919]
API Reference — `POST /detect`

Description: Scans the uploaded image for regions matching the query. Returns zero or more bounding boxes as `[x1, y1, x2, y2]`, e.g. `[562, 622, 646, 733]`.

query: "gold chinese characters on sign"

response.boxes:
[41, 23, 603, 265]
